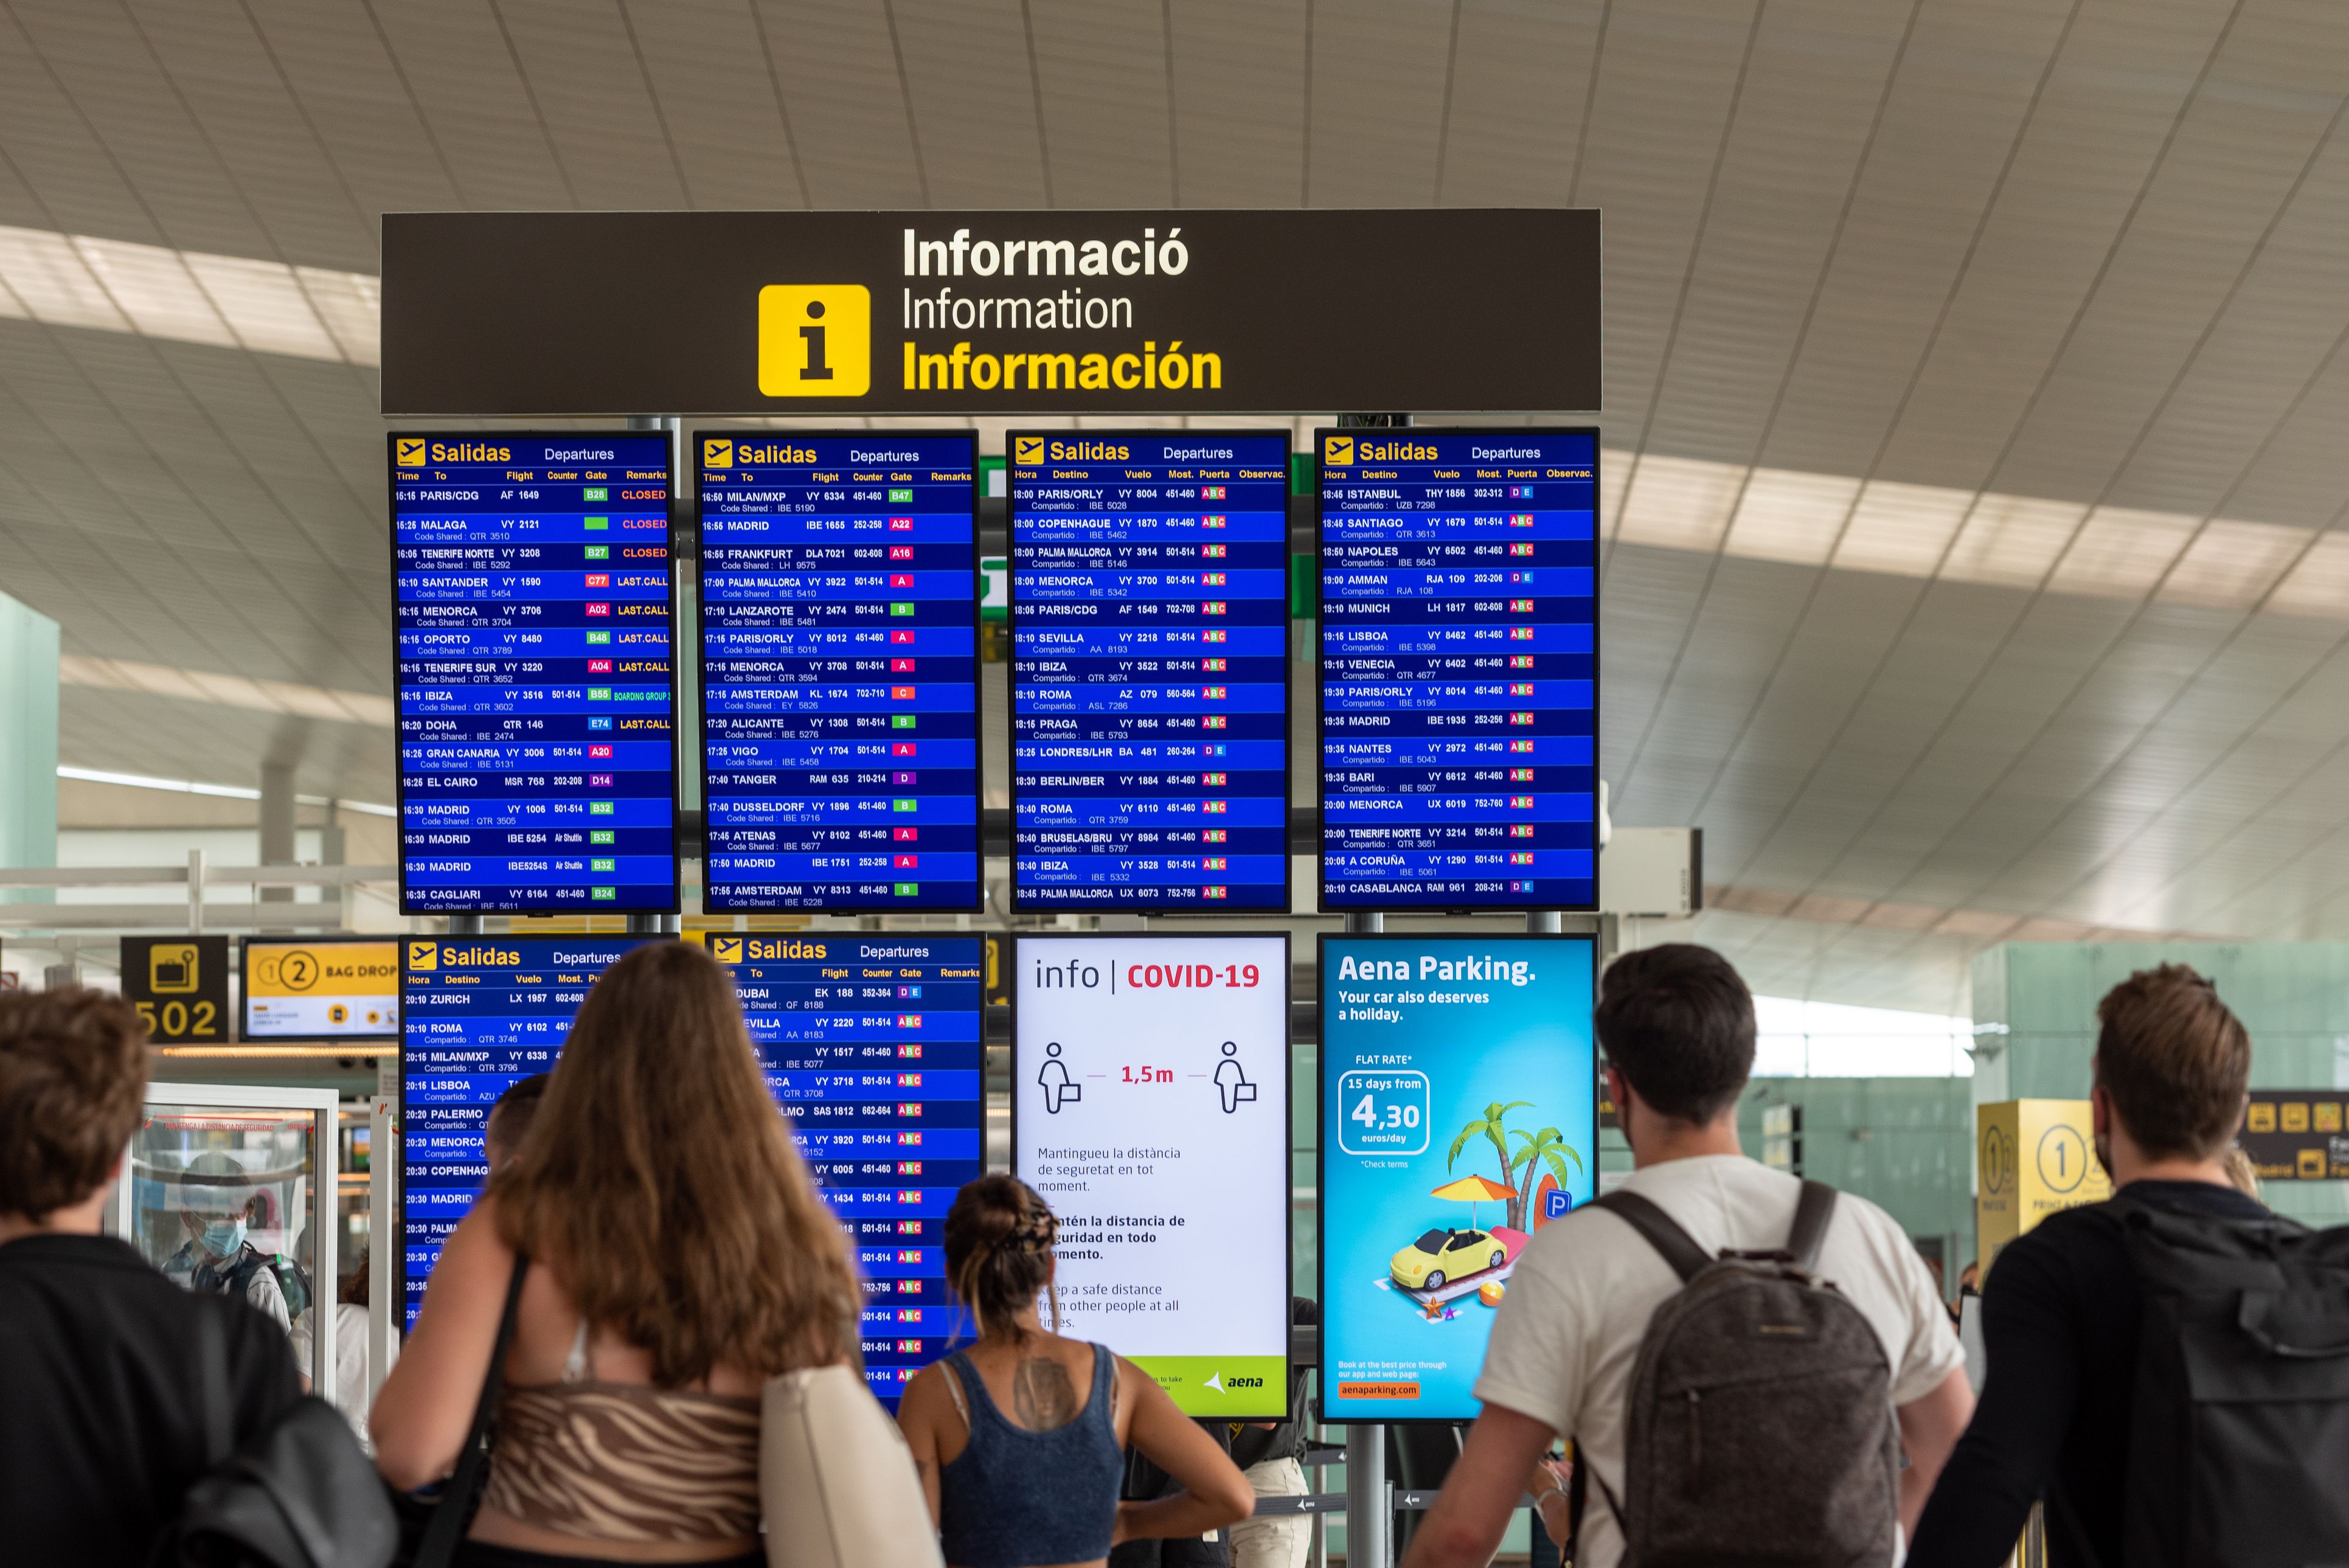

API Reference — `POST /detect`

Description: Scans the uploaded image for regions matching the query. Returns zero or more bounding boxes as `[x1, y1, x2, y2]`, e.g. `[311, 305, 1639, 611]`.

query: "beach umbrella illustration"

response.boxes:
[1429, 1173, 1516, 1233]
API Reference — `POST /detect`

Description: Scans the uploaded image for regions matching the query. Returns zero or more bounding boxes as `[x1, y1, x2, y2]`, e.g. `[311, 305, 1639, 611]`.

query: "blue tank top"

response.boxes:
[937, 1342, 1122, 1568]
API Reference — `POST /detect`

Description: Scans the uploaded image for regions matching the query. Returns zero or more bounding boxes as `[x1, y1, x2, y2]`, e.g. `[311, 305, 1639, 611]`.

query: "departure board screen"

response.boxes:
[390, 432, 679, 914]
[398, 933, 985, 1406]
[697, 432, 981, 911]
[1317, 429, 1598, 911]
[1009, 431, 1289, 911]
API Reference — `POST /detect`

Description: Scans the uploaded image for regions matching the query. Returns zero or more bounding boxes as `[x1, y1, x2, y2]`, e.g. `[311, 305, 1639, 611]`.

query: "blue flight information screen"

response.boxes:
[1318, 429, 1598, 911]
[398, 933, 985, 1404]
[390, 433, 679, 913]
[1010, 431, 1290, 911]
[698, 432, 981, 912]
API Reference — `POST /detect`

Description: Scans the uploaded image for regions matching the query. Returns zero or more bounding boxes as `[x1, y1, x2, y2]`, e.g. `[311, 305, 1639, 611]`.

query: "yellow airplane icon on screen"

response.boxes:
[712, 936, 744, 963]
[704, 439, 732, 468]
[1324, 435, 1354, 466]
[1015, 436, 1046, 465]
[395, 437, 428, 467]
[408, 941, 439, 971]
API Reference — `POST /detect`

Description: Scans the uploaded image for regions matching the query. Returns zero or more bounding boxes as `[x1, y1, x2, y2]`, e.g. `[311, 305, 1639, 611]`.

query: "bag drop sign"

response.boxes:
[381, 209, 1599, 415]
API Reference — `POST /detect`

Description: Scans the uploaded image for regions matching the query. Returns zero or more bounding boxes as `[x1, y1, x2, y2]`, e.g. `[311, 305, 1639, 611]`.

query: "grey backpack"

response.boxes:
[1583, 1181, 1900, 1568]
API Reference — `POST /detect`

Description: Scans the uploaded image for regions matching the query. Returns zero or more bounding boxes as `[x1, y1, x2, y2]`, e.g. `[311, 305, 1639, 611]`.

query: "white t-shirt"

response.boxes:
[1474, 1156, 1963, 1568]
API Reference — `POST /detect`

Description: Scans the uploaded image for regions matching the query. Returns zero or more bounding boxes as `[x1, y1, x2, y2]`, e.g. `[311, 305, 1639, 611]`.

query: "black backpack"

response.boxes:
[2112, 1193, 2349, 1567]
[150, 1299, 397, 1568]
[1584, 1180, 1900, 1568]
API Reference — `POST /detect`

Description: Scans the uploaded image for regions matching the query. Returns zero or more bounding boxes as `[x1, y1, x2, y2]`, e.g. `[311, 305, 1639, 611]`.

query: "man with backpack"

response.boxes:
[1401, 944, 1974, 1567]
[1908, 963, 2349, 1567]
[0, 988, 303, 1562]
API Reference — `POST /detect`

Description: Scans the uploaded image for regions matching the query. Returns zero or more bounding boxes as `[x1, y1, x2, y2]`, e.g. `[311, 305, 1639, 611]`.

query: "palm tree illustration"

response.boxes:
[1448, 1101, 1534, 1231]
[1511, 1126, 1584, 1226]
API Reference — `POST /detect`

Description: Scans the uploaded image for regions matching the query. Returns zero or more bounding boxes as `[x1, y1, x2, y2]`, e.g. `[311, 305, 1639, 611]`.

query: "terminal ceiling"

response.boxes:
[2, 0, 2347, 1015]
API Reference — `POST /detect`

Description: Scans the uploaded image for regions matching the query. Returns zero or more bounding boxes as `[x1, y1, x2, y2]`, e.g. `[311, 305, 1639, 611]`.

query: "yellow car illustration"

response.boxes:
[1390, 1227, 1508, 1291]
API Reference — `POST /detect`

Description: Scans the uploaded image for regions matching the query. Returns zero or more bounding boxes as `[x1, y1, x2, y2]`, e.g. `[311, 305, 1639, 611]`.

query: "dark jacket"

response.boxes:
[0, 1232, 302, 1566]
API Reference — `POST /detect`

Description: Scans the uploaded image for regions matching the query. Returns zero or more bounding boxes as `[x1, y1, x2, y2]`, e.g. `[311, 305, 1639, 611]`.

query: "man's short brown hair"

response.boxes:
[2095, 963, 2250, 1161]
[0, 988, 150, 1218]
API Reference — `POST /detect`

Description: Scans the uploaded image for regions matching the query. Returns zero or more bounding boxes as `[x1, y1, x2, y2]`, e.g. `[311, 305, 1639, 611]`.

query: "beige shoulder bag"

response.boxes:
[758, 1363, 945, 1568]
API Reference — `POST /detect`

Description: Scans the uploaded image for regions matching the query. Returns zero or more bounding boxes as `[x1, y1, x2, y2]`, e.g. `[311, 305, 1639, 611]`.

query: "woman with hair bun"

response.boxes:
[898, 1175, 1253, 1568]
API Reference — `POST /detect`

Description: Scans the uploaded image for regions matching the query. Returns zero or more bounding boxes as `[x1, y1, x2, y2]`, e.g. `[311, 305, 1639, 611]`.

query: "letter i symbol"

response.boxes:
[801, 300, 833, 381]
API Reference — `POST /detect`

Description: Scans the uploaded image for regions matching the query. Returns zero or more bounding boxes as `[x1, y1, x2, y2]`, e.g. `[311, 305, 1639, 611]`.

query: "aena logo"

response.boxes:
[1014, 435, 1046, 465]
[758, 285, 869, 397]
[395, 437, 428, 467]
[703, 439, 732, 467]
[1324, 435, 1353, 466]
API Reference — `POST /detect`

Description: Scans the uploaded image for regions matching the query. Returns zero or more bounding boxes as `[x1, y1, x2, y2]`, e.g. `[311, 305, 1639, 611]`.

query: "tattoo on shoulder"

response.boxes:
[1012, 1355, 1081, 1431]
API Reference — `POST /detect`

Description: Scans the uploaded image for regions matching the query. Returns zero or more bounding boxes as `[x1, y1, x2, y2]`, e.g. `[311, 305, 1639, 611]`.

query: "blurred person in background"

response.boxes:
[897, 1175, 1254, 1568]
[161, 1149, 297, 1332]
[2222, 1144, 2261, 1201]
[372, 941, 862, 1566]
[0, 988, 301, 1564]
[1220, 1297, 1319, 1568]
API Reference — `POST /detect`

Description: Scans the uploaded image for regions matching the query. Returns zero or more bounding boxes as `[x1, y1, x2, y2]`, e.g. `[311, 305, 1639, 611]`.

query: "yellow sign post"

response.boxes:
[1976, 1099, 2112, 1277]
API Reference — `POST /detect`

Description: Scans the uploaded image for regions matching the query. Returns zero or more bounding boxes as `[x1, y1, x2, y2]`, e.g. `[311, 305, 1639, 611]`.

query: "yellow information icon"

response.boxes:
[758, 285, 869, 397]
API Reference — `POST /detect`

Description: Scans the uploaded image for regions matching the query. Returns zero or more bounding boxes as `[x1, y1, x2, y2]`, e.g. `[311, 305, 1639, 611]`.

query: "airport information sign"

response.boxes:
[1013, 934, 1290, 1417]
[1010, 432, 1289, 910]
[698, 432, 982, 911]
[1318, 934, 1597, 1423]
[390, 432, 679, 914]
[1318, 429, 1598, 912]
[242, 938, 398, 1039]
[398, 934, 985, 1404]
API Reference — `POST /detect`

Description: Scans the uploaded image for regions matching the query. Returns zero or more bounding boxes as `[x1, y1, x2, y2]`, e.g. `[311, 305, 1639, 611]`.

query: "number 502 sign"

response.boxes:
[1339, 1069, 1430, 1156]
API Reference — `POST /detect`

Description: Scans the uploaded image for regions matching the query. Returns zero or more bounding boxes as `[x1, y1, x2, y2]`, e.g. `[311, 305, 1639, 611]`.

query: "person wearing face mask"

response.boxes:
[160, 1150, 294, 1333]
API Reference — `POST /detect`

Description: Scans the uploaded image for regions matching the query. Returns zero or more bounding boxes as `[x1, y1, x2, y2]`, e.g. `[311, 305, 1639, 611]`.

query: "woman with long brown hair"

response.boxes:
[897, 1176, 1253, 1568]
[374, 941, 860, 1566]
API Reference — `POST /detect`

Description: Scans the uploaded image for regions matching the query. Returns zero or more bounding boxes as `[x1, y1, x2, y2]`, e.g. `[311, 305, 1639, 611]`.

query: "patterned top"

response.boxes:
[482, 1319, 761, 1543]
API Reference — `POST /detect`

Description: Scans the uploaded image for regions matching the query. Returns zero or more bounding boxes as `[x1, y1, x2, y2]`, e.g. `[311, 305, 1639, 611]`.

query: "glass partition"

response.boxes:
[126, 1084, 338, 1402]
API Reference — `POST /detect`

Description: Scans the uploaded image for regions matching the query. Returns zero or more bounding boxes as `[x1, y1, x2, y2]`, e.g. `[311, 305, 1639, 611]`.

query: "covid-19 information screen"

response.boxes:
[1009, 431, 1289, 911]
[1317, 429, 1598, 912]
[390, 433, 679, 914]
[698, 432, 981, 912]
[398, 934, 985, 1405]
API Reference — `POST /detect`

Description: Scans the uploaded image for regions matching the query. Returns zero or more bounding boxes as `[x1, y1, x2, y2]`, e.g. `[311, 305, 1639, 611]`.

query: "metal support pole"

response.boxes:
[1346, 1423, 1389, 1568]
[1527, 910, 1561, 935]
[1341, 906, 1384, 1563]
[628, 912, 681, 935]
[446, 914, 484, 936]
[187, 848, 206, 932]
[260, 761, 297, 907]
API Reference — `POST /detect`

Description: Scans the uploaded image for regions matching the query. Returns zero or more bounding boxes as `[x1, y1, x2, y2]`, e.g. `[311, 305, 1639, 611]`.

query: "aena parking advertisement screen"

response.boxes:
[1318, 934, 1596, 1423]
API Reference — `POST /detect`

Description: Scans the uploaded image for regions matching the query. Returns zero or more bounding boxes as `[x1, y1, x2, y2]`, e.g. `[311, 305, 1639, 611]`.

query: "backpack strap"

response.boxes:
[1788, 1180, 1839, 1273]
[1590, 1190, 1711, 1283]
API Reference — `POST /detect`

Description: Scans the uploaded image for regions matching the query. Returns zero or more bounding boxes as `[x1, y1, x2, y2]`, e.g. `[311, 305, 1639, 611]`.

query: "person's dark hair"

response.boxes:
[2095, 963, 2251, 1161]
[1594, 944, 1755, 1124]
[341, 1248, 370, 1308]
[485, 1072, 550, 1170]
[0, 988, 150, 1219]
[943, 1175, 1059, 1341]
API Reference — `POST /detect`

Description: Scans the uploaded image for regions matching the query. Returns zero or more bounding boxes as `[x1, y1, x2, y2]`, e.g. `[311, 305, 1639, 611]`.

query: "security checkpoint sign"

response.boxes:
[381, 209, 1599, 415]
[1011, 933, 1290, 1418]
